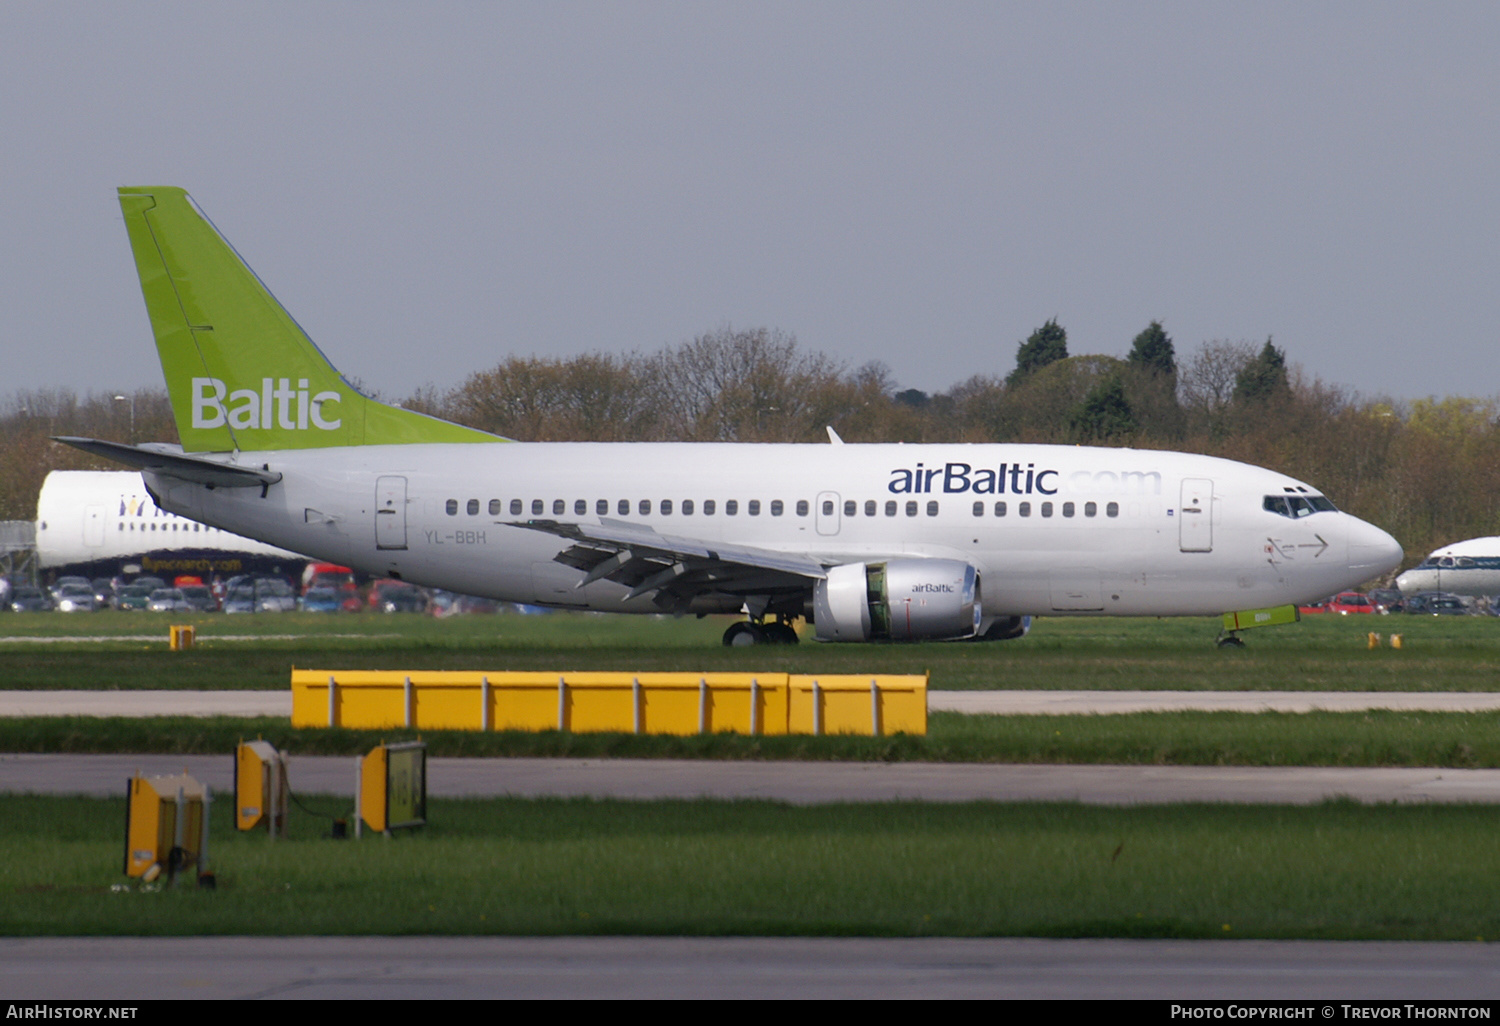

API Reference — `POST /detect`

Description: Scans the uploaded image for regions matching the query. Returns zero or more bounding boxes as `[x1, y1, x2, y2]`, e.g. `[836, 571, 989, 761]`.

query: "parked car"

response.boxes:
[299, 585, 343, 613]
[1327, 592, 1374, 615]
[49, 576, 91, 602]
[115, 583, 156, 611]
[147, 588, 191, 613]
[222, 583, 257, 614]
[1369, 588, 1404, 614]
[1296, 598, 1329, 614]
[1404, 591, 1471, 615]
[179, 584, 219, 612]
[52, 583, 98, 612]
[254, 578, 298, 612]
[369, 579, 427, 613]
[91, 578, 117, 608]
[9, 586, 53, 612]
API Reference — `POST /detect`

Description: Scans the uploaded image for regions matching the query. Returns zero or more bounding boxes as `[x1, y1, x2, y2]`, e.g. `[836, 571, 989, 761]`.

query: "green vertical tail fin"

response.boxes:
[117, 186, 501, 452]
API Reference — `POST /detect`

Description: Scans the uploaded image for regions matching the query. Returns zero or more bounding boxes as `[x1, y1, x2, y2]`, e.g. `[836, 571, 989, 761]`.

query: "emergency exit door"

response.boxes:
[375, 476, 408, 550]
[1179, 478, 1213, 552]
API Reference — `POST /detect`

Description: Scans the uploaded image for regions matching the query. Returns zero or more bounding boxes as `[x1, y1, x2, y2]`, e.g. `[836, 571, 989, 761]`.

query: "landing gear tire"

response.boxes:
[762, 621, 800, 645]
[723, 621, 767, 647]
[1216, 634, 1246, 648]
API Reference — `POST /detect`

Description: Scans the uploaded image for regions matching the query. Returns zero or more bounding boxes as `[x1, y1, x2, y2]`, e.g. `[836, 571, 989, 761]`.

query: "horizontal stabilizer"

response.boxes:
[52, 437, 282, 488]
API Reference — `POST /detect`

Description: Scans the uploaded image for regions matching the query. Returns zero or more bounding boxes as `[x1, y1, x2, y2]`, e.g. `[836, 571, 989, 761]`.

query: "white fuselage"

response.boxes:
[1395, 537, 1500, 598]
[36, 470, 308, 577]
[142, 441, 1401, 618]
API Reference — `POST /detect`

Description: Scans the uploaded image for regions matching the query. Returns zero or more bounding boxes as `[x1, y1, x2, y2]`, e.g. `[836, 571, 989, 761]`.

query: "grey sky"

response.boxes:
[3, 1, 1497, 405]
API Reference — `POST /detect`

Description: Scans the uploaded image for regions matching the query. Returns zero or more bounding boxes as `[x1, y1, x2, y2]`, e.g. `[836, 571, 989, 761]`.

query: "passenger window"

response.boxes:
[597, 499, 608, 515]
[704, 500, 716, 515]
[926, 501, 939, 516]
[822, 500, 834, 516]
[682, 499, 694, 515]
[726, 500, 739, 515]
[618, 499, 630, 515]
[574, 499, 587, 516]
[1019, 502, 1031, 517]
[510, 499, 523, 515]
[661, 500, 673, 515]
[467, 499, 480, 515]
[886, 500, 897, 517]
[994, 501, 1006, 517]
[865, 500, 876, 517]
[748, 500, 760, 516]
[905, 501, 918, 517]
[973, 501, 984, 517]
[770, 500, 783, 516]
[1041, 502, 1053, 518]
[1084, 501, 1096, 517]
[1106, 502, 1119, 518]
[532, 499, 544, 516]
[446, 499, 458, 516]
[489, 499, 502, 516]
[639, 499, 652, 515]
[844, 500, 856, 517]
[1062, 502, 1074, 517]
[553, 499, 565, 515]
[797, 500, 809, 516]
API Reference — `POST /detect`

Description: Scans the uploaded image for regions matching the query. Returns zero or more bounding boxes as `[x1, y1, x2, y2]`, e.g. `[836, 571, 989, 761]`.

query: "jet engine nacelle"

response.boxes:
[812, 559, 981, 642]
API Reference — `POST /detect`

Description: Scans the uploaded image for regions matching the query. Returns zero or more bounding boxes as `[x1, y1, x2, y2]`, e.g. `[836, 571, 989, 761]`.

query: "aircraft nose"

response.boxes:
[1347, 517, 1403, 577]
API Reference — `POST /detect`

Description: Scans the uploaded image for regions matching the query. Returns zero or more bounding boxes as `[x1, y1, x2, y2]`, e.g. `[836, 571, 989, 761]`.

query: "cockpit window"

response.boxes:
[1264, 494, 1338, 518]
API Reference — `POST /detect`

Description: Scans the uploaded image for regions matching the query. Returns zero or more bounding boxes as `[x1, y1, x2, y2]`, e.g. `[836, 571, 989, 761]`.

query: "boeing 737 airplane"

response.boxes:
[35, 470, 306, 579]
[59, 186, 1402, 644]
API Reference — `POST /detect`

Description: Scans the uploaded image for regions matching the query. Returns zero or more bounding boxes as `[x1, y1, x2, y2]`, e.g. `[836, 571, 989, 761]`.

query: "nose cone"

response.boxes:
[1347, 517, 1403, 577]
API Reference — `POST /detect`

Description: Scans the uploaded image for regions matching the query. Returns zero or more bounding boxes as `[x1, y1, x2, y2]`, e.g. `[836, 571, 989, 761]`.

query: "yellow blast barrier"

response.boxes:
[292, 670, 927, 736]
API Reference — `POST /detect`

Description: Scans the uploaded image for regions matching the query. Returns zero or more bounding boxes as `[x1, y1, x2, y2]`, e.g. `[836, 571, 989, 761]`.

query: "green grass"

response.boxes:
[3, 609, 1499, 691]
[6, 794, 1500, 939]
[6, 709, 1500, 767]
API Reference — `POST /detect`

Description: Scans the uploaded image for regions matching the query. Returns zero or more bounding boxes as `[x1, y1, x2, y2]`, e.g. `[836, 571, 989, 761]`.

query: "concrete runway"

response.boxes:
[5, 936, 1500, 1000]
[9, 688, 1500, 717]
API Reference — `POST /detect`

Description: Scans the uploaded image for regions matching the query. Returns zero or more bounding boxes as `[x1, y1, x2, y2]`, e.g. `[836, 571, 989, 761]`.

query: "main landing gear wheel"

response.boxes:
[1216, 633, 1246, 648]
[722, 620, 801, 646]
[762, 621, 800, 645]
[723, 621, 767, 647]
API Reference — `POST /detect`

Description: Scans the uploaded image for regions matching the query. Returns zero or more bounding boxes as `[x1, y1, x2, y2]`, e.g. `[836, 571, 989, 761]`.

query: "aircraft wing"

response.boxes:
[514, 518, 828, 611]
[52, 437, 283, 489]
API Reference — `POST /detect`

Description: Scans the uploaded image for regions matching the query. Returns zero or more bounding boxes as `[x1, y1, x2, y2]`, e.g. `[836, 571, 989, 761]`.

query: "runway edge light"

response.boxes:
[235, 739, 288, 837]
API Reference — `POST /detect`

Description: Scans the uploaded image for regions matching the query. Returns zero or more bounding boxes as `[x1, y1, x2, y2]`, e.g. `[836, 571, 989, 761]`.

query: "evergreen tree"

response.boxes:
[1069, 375, 1136, 441]
[1126, 320, 1176, 379]
[1007, 319, 1068, 387]
[1232, 338, 1290, 404]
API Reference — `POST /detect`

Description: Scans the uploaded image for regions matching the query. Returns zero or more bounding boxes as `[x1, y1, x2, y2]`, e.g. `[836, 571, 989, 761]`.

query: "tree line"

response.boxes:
[5, 322, 1497, 576]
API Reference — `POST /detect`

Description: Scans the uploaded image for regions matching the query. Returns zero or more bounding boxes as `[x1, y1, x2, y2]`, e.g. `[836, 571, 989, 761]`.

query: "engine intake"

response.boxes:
[813, 559, 981, 642]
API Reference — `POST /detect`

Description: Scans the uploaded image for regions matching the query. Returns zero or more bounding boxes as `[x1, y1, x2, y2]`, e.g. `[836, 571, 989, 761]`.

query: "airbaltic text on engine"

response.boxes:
[191, 377, 342, 431]
[888, 462, 1161, 495]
